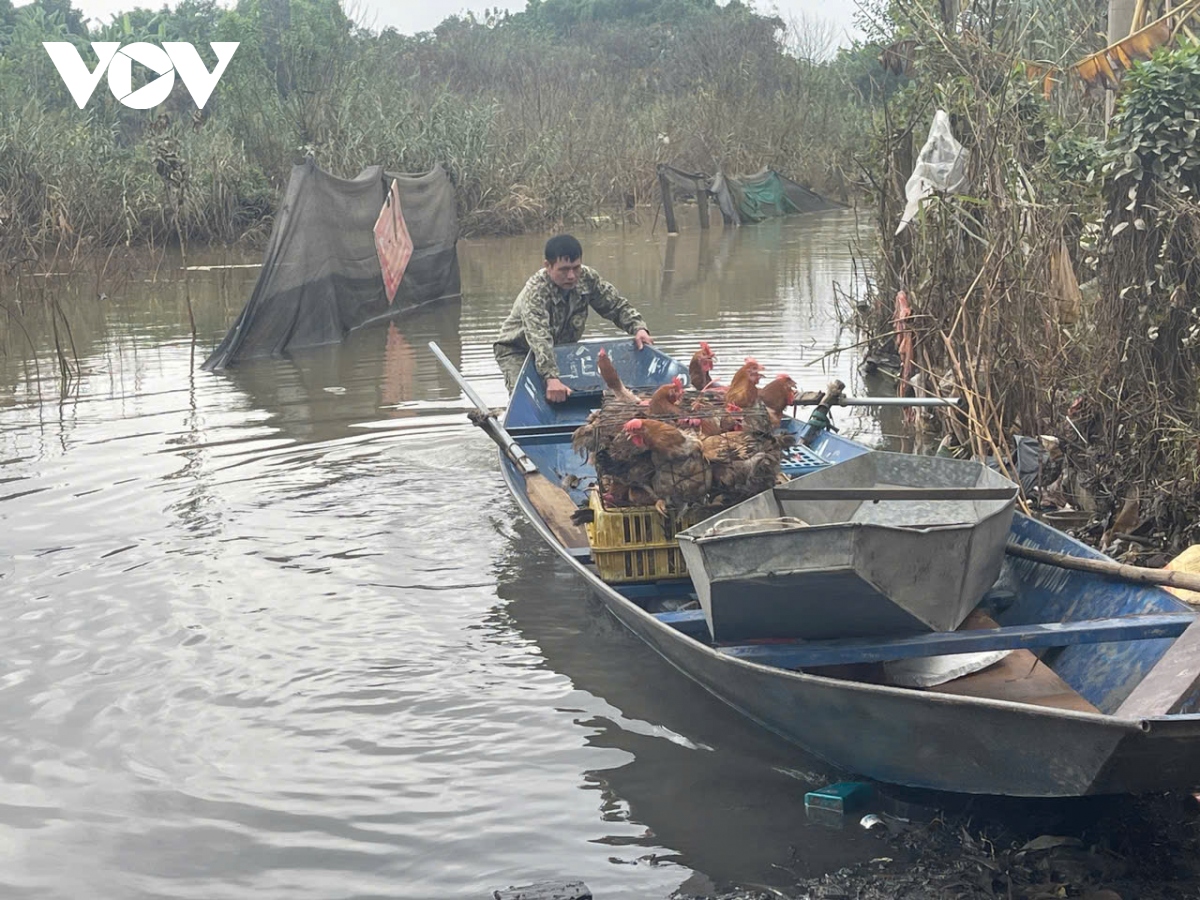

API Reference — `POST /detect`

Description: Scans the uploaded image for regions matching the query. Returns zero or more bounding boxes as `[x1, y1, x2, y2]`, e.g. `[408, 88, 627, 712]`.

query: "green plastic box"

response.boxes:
[803, 781, 873, 814]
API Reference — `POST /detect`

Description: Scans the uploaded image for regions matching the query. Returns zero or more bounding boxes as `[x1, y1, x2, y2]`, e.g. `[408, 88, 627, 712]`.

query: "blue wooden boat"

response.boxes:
[436, 338, 1200, 797]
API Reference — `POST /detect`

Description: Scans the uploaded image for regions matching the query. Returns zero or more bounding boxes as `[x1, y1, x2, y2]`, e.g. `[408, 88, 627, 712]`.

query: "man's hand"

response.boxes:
[545, 377, 573, 404]
[634, 329, 654, 350]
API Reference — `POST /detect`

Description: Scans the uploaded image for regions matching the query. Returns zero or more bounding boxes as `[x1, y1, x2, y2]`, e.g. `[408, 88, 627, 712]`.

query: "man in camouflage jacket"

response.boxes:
[494, 234, 654, 402]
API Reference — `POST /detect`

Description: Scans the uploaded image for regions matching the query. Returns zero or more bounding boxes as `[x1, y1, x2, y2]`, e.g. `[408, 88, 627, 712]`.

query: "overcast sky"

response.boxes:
[52, 0, 861, 45]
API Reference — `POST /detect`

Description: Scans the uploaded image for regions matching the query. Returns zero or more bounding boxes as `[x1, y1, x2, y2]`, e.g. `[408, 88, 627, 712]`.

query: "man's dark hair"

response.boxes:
[544, 234, 582, 263]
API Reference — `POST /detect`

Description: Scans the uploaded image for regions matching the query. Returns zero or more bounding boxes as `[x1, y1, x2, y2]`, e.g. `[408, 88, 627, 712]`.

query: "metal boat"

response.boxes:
[436, 338, 1200, 797]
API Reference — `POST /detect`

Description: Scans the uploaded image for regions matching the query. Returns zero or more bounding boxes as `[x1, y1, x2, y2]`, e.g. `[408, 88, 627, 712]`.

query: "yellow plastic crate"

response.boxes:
[585, 490, 703, 583]
[593, 545, 691, 582]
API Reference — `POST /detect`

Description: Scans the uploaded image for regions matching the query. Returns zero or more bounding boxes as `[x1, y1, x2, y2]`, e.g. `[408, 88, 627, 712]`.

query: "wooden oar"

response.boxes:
[428, 342, 589, 550]
[1005, 542, 1200, 595]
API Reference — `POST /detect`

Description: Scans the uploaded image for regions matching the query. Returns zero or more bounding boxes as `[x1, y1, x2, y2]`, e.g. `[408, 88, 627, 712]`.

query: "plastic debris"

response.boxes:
[884, 649, 1012, 687]
[1165, 545, 1200, 605]
[860, 814, 888, 833]
[897, 109, 968, 234]
[492, 880, 592, 900]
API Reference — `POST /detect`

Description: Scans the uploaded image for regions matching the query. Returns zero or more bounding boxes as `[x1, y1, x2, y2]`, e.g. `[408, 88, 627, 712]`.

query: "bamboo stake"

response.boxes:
[657, 167, 678, 235]
[1007, 542, 1200, 594]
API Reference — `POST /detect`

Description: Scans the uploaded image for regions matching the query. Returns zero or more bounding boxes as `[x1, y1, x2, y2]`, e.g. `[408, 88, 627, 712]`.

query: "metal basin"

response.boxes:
[676, 451, 1019, 643]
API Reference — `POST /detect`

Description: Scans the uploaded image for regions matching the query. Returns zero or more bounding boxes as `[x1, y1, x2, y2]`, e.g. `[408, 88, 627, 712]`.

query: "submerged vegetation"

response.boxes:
[0, 0, 879, 251]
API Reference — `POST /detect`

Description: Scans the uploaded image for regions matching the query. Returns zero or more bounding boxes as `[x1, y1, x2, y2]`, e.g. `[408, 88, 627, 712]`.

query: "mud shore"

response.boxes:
[686, 791, 1200, 900]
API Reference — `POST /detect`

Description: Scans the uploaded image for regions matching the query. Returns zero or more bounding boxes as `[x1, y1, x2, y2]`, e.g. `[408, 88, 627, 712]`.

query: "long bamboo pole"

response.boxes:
[798, 396, 964, 407]
[1006, 542, 1200, 595]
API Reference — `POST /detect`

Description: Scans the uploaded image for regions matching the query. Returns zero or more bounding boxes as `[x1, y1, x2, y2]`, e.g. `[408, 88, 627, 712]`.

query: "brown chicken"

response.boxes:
[723, 357, 766, 410]
[701, 404, 793, 506]
[648, 377, 702, 427]
[570, 398, 659, 519]
[573, 399, 641, 458]
[688, 341, 717, 391]
[596, 347, 641, 404]
[693, 399, 743, 437]
[597, 464, 657, 508]
[758, 373, 799, 427]
[571, 398, 650, 494]
[622, 418, 711, 517]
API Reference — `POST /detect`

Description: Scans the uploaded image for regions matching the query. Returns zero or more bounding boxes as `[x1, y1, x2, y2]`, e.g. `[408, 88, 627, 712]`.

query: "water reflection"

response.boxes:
[223, 299, 466, 444]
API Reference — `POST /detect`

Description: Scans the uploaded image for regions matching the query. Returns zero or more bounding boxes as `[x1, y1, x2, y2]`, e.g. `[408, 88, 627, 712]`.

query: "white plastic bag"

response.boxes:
[896, 109, 968, 234]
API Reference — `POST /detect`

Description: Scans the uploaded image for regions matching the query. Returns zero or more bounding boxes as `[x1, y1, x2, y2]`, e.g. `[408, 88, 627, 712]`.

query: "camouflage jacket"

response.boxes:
[493, 265, 647, 380]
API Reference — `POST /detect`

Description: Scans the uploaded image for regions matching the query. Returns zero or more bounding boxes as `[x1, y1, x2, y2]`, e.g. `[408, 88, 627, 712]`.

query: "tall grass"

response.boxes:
[0, 0, 873, 252]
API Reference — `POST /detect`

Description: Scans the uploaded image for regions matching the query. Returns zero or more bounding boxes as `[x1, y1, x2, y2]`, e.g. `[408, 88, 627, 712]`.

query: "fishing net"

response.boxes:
[711, 168, 842, 223]
[657, 163, 842, 225]
[203, 158, 460, 371]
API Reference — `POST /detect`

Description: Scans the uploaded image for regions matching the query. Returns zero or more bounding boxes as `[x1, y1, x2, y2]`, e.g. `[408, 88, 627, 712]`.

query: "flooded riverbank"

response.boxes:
[3, 212, 1196, 900]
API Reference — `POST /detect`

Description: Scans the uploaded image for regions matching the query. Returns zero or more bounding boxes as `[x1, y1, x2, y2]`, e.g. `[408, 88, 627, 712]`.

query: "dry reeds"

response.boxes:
[861, 27, 1089, 469]
[856, 2, 1200, 547]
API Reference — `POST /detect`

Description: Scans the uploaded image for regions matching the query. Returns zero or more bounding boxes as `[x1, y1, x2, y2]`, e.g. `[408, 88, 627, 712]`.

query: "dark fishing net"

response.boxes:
[203, 158, 460, 371]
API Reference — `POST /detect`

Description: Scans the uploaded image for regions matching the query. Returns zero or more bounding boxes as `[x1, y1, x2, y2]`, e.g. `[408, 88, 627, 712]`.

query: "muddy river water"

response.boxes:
[0, 211, 924, 900]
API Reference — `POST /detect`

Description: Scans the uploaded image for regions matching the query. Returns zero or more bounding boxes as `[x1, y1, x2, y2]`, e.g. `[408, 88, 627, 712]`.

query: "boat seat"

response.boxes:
[928, 612, 1099, 714]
